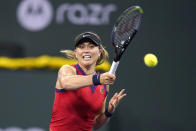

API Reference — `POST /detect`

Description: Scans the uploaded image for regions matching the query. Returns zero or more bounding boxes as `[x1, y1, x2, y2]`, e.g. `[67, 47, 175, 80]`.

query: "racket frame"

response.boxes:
[109, 6, 143, 74]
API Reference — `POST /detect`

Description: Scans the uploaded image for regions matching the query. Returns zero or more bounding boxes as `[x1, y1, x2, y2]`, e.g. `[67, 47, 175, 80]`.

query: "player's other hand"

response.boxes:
[100, 72, 116, 85]
[108, 89, 126, 113]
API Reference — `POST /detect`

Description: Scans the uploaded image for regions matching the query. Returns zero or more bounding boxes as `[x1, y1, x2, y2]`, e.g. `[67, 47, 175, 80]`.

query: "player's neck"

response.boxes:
[78, 63, 96, 75]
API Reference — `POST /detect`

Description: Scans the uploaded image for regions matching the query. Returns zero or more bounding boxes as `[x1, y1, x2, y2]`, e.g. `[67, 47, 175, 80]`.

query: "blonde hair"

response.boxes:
[60, 44, 109, 65]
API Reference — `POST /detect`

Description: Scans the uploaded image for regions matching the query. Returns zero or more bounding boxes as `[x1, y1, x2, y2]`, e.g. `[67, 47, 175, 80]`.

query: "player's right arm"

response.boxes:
[56, 65, 116, 90]
[56, 65, 92, 90]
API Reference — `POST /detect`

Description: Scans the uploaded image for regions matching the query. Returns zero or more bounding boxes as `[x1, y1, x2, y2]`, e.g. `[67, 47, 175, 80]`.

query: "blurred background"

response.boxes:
[0, 0, 195, 131]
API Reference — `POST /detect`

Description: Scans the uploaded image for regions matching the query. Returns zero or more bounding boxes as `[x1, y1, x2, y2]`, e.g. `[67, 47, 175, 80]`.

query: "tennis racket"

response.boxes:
[109, 6, 143, 74]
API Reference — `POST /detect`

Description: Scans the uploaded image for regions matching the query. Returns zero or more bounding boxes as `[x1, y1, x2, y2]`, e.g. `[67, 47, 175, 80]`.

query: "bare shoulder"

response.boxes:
[56, 65, 76, 89]
[58, 65, 76, 76]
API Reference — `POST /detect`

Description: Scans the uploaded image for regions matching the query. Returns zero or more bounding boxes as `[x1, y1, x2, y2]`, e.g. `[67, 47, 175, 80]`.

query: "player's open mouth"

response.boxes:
[83, 55, 91, 60]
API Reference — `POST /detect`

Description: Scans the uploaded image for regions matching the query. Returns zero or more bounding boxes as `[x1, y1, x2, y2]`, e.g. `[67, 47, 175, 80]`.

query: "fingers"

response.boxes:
[117, 89, 127, 101]
[118, 94, 127, 101]
[108, 93, 118, 112]
[108, 89, 126, 113]
[109, 93, 118, 103]
[111, 89, 126, 102]
[118, 89, 125, 96]
[109, 99, 117, 113]
[100, 73, 116, 85]
[113, 93, 118, 99]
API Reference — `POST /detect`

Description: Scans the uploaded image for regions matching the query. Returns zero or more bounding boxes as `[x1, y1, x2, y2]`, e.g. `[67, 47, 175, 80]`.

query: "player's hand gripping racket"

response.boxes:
[109, 6, 143, 74]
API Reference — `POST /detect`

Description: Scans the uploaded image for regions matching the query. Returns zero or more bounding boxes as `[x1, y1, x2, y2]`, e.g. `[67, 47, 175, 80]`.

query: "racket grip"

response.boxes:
[109, 61, 120, 74]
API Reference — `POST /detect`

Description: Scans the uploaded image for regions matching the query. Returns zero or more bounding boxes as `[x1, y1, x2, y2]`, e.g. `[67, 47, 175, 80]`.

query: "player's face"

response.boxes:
[75, 42, 101, 67]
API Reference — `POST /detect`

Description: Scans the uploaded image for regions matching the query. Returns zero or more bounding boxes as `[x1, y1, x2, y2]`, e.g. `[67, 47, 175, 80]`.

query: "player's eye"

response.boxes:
[89, 44, 95, 49]
[78, 45, 84, 49]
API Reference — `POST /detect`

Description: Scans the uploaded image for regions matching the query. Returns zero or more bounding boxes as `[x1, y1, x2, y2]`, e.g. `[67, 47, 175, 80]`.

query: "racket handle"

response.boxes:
[109, 61, 120, 74]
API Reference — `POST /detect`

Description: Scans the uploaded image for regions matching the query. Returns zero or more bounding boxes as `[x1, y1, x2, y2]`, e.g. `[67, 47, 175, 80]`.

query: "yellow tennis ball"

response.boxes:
[144, 53, 158, 67]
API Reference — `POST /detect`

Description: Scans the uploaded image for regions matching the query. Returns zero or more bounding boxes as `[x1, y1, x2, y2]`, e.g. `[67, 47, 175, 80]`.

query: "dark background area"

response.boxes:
[0, 0, 195, 131]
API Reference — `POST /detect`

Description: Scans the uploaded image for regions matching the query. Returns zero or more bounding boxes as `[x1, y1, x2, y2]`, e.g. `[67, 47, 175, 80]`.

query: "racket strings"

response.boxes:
[112, 7, 142, 49]
[114, 32, 130, 47]
[111, 6, 143, 61]
[119, 12, 139, 34]
[114, 11, 141, 46]
[114, 20, 136, 47]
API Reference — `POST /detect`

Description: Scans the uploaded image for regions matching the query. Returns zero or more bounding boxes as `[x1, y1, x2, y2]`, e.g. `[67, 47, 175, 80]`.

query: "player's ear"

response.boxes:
[98, 50, 101, 58]
[98, 47, 102, 56]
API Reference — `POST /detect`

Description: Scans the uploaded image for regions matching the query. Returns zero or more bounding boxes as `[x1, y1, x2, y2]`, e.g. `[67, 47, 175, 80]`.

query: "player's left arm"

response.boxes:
[93, 86, 126, 130]
[93, 85, 109, 130]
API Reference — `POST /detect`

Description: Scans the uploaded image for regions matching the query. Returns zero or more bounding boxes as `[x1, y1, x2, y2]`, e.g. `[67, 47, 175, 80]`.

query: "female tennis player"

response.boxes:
[49, 32, 126, 131]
